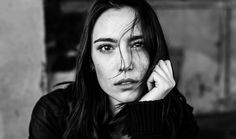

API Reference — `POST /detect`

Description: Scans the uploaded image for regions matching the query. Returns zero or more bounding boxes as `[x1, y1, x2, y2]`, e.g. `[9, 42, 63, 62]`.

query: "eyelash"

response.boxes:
[96, 40, 144, 53]
[97, 44, 114, 53]
[131, 40, 144, 49]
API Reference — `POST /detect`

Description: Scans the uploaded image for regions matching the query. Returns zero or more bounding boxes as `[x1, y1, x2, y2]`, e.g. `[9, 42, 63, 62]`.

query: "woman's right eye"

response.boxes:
[97, 44, 114, 53]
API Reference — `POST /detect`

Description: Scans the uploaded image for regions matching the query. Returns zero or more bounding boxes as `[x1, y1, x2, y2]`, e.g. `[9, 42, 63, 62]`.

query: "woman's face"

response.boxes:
[91, 7, 150, 106]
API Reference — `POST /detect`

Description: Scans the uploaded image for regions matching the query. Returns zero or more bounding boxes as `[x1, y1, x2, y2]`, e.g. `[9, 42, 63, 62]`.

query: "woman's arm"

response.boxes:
[125, 88, 199, 139]
[124, 60, 198, 138]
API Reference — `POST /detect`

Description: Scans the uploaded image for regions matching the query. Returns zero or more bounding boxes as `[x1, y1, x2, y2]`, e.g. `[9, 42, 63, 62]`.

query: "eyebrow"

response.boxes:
[93, 38, 117, 44]
[93, 35, 144, 44]
[128, 35, 143, 42]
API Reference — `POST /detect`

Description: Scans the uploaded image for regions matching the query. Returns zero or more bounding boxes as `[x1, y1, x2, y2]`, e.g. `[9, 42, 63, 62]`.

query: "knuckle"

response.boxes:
[155, 64, 160, 68]
[172, 80, 176, 86]
[160, 61, 166, 66]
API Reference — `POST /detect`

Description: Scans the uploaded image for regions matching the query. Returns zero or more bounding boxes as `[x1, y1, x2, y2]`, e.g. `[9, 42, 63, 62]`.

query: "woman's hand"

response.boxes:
[140, 60, 176, 101]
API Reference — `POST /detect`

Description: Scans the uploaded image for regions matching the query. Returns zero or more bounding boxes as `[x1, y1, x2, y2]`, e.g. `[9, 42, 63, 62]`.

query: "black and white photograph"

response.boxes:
[0, 0, 236, 139]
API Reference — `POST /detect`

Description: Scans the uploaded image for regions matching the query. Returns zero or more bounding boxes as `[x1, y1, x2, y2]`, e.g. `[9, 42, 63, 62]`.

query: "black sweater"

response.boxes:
[28, 85, 198, 139]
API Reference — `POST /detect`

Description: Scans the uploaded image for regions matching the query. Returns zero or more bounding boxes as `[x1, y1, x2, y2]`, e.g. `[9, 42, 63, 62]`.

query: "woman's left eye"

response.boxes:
[131, 41, 144, 49]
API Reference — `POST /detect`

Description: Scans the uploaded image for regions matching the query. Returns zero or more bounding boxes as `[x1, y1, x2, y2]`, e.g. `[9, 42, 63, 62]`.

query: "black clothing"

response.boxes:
[28, 85, 198, 139]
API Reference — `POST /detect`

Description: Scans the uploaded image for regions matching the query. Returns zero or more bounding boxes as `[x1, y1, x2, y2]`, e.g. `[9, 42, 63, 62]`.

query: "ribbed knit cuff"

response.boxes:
[125, 99, 166, 137]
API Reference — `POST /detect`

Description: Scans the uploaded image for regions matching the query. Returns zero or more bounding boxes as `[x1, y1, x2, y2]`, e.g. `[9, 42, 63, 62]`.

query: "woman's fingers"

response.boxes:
[158, 60, 170, 75]
[159, 60, 175, 85]
[143, 70, 170, 101]
[156, 60, 173, 83]
[165, 60, 173, 77]
[141, 59, 176, 101]
[146, 67, 168, 91]
[146, 71, 155, 91]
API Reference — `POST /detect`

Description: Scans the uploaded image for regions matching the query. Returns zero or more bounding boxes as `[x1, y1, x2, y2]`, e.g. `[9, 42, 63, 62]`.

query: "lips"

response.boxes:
[114, 78, 139, 86]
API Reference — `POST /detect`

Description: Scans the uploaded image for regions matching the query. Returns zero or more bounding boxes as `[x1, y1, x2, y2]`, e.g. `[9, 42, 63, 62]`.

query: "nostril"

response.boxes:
[127, 62, 133, 70]
[119, 62, 133, 72]
[118, 46, 133, 72]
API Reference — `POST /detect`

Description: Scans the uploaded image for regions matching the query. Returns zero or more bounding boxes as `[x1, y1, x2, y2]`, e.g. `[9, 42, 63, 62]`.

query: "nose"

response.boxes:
[118, 45, 133, 72]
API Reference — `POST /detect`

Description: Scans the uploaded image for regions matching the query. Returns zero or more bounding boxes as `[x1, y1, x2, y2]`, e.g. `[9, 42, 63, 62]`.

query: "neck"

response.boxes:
[109, 97, 123, 115]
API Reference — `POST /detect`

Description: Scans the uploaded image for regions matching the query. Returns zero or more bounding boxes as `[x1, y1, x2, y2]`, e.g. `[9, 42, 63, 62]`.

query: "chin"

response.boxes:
[118, 90, 141, 103]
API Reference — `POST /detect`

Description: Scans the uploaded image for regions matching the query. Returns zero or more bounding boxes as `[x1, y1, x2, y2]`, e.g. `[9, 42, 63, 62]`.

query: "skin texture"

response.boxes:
[91, 6, 176, 111]
[141, 59, 176, 101]
[91, 7, 150, 106]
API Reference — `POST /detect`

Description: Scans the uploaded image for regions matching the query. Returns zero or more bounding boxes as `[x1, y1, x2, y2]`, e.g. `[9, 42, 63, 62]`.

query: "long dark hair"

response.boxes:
[63, 0, 185, 138]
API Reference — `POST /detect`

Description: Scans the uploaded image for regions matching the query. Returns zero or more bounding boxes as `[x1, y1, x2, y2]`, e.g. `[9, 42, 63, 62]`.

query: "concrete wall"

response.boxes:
[156, 7, 222, 113]
[0, 0, 45, 139]
[151, 1, 236, 113]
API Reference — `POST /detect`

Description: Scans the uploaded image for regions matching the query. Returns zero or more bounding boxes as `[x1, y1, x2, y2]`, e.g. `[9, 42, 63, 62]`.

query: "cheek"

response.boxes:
[93, 62, 113, 85]
[94, 63, 116, 95]
[92, 52, 119, 79]
[136, 52, 150, 74]
[94, 63, 108, 79]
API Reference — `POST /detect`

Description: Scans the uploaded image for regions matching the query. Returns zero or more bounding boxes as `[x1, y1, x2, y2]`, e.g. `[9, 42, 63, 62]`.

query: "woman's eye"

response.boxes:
[131, 41, 144, 49]
[97, 44, 114, 53]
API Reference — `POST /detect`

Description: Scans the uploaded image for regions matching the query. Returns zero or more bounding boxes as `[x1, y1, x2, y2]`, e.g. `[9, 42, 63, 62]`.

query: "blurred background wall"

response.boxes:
[0, 0, 236, 139]
[0, 0, 45, 139]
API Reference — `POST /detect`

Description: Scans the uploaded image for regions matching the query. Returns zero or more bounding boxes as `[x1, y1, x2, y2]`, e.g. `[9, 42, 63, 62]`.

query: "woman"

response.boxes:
[29, 0, 198, 139]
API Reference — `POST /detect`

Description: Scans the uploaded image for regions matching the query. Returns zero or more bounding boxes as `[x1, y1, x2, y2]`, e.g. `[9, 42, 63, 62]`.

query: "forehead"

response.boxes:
[92, 7, 142, 41]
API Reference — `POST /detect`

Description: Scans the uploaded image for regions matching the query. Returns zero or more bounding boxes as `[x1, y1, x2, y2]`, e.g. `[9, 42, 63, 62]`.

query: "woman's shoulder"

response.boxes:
[29, 83, 75, 138]
[33, 82, 74, 117]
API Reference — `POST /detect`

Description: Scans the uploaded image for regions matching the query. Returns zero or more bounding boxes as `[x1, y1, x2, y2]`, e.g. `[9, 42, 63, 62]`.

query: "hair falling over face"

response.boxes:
[63, 0, 173, 138]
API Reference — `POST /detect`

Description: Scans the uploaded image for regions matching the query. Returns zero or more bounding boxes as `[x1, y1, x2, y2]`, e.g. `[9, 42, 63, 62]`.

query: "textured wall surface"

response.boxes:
[157, 8, 222, 113]
[0, 0, 45, 139]
[153, 2, 236, 113]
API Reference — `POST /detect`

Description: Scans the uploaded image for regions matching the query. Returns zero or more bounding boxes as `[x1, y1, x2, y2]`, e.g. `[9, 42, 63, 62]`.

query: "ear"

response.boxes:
[90, 61, 95, 71]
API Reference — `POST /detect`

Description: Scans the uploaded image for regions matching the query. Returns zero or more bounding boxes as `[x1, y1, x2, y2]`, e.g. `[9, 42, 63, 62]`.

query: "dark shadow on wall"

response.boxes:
[43, 0, 87, 91]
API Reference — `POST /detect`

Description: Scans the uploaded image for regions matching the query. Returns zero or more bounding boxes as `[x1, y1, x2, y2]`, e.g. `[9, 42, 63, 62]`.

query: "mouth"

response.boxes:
[114, 78, 139, 86]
